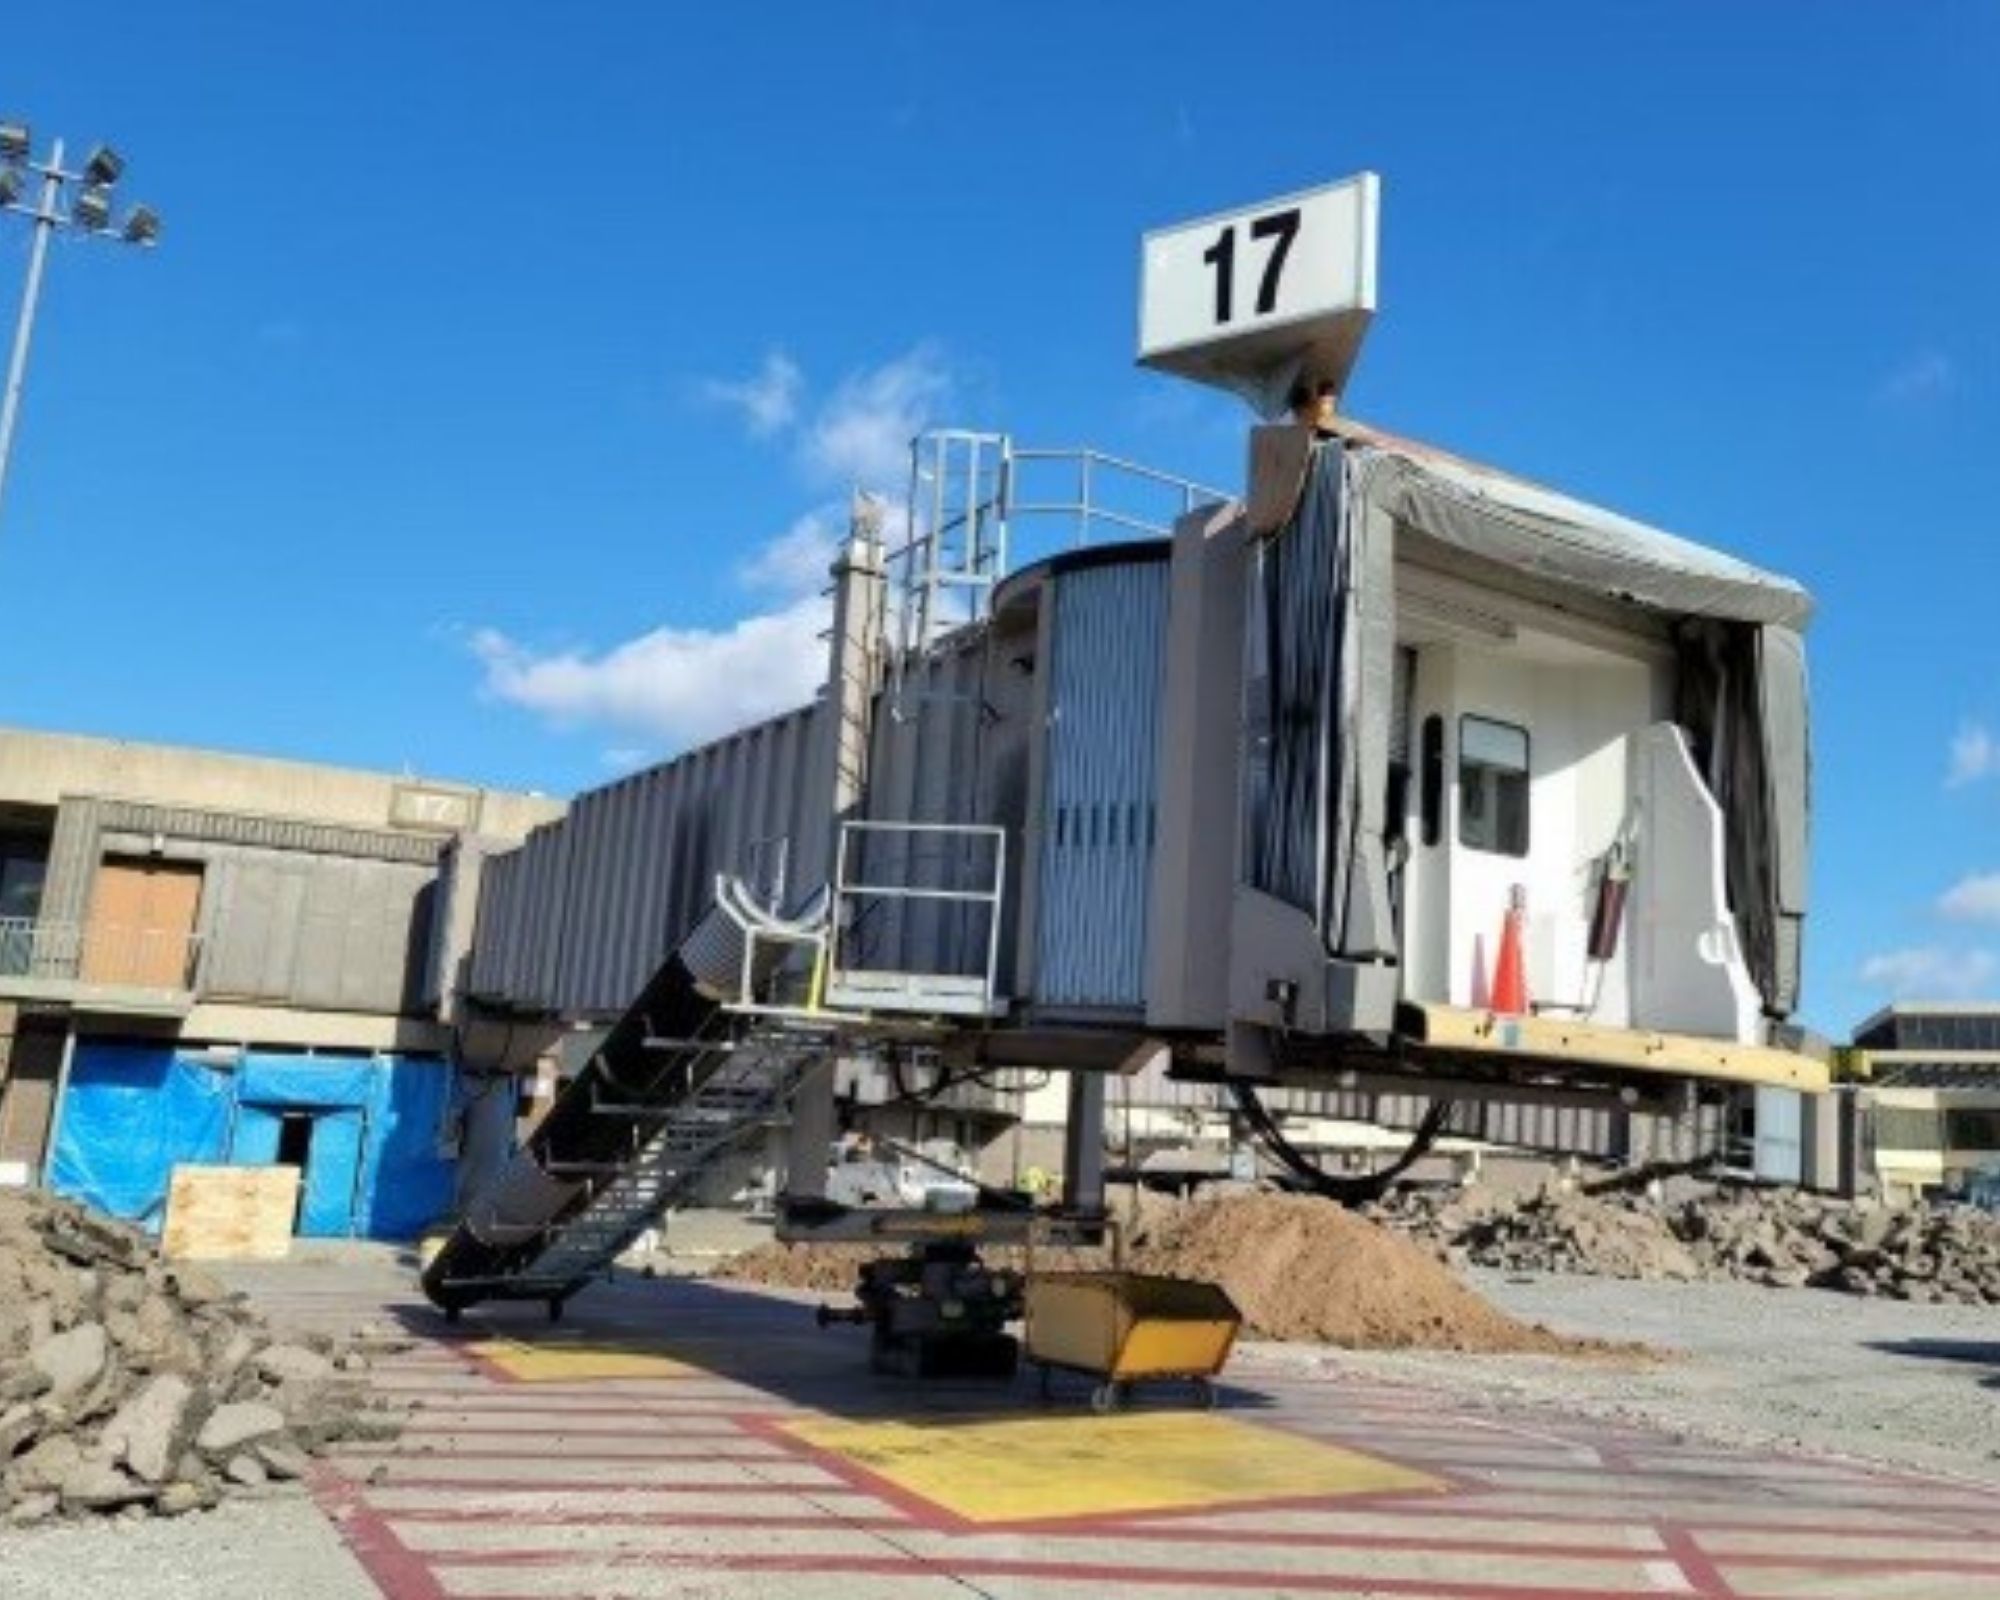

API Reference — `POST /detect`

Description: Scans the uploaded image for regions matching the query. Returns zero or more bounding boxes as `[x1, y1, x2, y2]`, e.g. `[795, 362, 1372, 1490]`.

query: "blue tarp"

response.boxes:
[51, 1043, 456, 1240]
[49, 1045, 233, 1230]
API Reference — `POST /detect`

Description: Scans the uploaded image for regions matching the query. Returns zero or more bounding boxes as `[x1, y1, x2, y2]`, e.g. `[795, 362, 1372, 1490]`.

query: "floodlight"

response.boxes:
[71, 185, 111, 230]
[121, 204, 159, 245]
[84, 144, 124, 185]
[0, 121, 28, 161]
[0, 169, 20, 207]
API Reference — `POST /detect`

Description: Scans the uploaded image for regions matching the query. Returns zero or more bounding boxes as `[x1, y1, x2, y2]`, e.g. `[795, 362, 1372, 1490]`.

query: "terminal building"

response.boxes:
[1850, 1004, 2000, 1204]
[0, 726, 563, 1236]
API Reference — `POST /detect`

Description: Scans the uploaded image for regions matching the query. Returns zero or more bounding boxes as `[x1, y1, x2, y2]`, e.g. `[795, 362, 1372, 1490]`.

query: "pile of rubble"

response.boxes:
[0, 1188, 396, 1525]
[1379, 1181, 2000, 1304]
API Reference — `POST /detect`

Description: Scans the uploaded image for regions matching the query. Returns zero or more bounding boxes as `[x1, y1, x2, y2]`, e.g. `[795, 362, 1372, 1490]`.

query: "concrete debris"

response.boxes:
[1375, 1180, 2000, 1304]
[98, 1373, 198, 1484]
[224, 1452, 268, 1489]
[195, 1401, 287, 1459]
[28, 1322, 108, 1403]
[254, 1343, 335, 1386]
[0, 1187, 398, 1523]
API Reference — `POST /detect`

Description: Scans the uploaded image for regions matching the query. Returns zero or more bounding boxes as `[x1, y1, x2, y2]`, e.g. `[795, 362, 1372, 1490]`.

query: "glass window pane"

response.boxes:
[1458, 715, 1531, 858]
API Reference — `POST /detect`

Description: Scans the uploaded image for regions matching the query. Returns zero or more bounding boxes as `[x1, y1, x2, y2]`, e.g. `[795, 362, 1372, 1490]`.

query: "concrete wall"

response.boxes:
[0, 726, 565, 841]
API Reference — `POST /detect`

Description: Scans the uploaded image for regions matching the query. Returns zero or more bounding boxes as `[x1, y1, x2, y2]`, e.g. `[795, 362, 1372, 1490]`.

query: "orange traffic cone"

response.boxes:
[1491, 886, 1529, 1016]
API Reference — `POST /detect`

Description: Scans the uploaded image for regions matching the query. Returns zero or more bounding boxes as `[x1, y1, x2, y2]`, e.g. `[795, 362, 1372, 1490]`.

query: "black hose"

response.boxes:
[1229, 1081, 1452, 1206]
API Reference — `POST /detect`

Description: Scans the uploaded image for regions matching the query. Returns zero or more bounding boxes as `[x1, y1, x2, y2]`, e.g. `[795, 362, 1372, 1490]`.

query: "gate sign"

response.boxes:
[1138, 172, 1379, 414]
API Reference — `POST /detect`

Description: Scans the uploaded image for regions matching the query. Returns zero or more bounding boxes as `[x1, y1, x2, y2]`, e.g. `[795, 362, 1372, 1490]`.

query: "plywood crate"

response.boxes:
[162, 1164, 299, 1261]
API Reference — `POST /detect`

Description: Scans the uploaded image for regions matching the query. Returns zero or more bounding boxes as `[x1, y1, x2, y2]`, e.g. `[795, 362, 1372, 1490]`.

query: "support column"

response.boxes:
[1061, 1072, 1106, 1219]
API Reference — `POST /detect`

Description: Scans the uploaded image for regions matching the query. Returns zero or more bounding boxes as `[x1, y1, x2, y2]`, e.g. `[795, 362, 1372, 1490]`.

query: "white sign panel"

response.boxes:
[1138, 172, 1379, 411]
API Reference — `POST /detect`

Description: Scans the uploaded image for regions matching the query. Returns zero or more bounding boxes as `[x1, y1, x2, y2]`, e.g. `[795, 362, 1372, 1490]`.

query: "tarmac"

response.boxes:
[192, 1245, 2000, 1600]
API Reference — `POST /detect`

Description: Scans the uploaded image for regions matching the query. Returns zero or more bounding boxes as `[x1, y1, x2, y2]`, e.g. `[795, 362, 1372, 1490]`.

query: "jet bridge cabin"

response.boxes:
[1131, 418, 1821, 1113]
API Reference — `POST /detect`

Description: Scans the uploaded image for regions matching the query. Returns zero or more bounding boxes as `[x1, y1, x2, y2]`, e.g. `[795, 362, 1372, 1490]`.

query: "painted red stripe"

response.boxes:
[393, 1512, 1661, 1565]
[1109, 1494, 1970, 1541]
[342, 1475, 842, 1494]
[394, 1420, 756, 1438]
[381, 1507, 908, 1531]
[334, 1445, 789, 1462]
[312, 1466, 452, 1600]
[1657, 1521, 1737, 1598]
[420, 1547, 1702, 1599]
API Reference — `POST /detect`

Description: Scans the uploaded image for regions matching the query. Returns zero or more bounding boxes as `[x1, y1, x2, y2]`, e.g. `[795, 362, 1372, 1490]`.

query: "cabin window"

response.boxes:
[1458, 715, 1530, 857]
[1419, 716, 1444, 847]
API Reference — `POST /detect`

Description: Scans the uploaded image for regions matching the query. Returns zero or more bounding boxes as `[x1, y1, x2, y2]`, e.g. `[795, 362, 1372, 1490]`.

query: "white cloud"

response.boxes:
[1948, 721, 1998, 787]
[737, 509, 838, 596]
[1940, 873, 2000, 925]
[1878, 349, 1957, 407]
[470, 595, 827, 752]
[699, 350, 803, 437]
[1858, 946, 1998, 1000]
[471, 347, 949, 751]
[801, 345, 951, 488]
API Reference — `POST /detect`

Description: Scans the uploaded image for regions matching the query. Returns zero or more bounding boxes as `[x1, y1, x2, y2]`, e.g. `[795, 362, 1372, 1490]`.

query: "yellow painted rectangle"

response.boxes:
[471, 1338, 705, 1381]
[782, 1411, 1440, 1523]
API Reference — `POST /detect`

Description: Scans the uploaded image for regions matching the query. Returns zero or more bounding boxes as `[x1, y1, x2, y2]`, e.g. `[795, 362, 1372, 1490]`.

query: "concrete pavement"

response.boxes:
[229, 1252, 2000, 1599]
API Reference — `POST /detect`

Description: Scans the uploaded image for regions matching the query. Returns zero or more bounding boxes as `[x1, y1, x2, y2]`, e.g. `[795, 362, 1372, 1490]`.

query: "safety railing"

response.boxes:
[825, 821, 1006, 1018]
[0, 917, 204, 991]
[1008, 446, 1228, 554]
[885, 429, 1228, 716]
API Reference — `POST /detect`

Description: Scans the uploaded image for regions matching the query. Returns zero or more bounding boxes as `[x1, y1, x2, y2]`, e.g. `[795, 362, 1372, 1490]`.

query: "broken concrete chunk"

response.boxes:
[0, 1400, 42, 1457]
[59, 1458, 153, 1512]
[196, 1400, 287, 1458]
[224, 1452, 268, 1488]
[255, 1438, 310, 1481]
[99, 1373, 199, 1484]
[4, 1491, 59, 1525]
[8, 1431, 82, 1493]
[256, 1343, 335, 1385]
[28, 1322, 108, 1402]
[156, 1480, 203, 1516]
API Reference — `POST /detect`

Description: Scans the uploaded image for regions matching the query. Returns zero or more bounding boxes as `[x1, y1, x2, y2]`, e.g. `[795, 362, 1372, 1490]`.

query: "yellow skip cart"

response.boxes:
[1024, 1271, 1241, 1412]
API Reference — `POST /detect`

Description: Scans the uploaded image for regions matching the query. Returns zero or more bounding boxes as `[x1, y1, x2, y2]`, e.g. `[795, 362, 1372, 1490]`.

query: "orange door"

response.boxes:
[82, 859, 203, 988]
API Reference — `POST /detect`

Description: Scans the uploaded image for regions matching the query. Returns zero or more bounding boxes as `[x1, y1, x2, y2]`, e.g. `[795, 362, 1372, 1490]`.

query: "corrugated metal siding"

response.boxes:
[1034, 560, 1168, 1010]
[465, 703, 833, 1019]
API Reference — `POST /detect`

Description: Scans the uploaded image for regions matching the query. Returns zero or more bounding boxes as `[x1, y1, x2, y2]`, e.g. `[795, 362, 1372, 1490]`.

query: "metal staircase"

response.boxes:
[423, 902, 831, 1317]
[507, 1032, 816, 1300]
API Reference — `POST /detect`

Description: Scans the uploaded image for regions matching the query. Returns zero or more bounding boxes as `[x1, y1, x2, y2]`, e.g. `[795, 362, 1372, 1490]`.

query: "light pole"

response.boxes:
[0, 118, 161, 535]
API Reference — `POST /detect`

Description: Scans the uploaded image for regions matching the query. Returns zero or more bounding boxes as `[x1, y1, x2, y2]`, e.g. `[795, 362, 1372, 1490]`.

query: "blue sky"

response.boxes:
[1, 3, 1995, 1033]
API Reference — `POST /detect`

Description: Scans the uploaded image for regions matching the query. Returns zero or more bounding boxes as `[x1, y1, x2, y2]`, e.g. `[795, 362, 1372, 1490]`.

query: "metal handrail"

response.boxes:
[828, 821, 1007, 1012]
[0, 916, 204, 990]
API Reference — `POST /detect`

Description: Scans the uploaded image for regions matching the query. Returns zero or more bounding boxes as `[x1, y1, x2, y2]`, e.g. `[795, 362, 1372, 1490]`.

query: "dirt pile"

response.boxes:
[717, 1238, 1111, 1295]
[720, 1193, 1594, 1355]
[1380, 1181, 2000, 1305]
[1125, 1192, 1585, 1351]
[718, 1243, 883, 1294]
[0, 1187, 397, 1526]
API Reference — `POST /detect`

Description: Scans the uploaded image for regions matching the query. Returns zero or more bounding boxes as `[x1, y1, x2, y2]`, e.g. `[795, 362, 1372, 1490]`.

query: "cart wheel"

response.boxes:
[546, 1297, 564, 1324]
[1090, 1381, 1122, 1415]
[1193, 1377, 1218, 1410]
